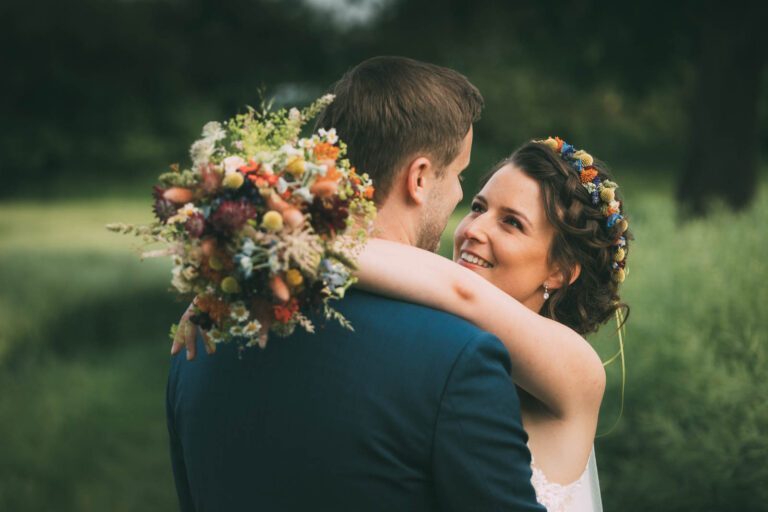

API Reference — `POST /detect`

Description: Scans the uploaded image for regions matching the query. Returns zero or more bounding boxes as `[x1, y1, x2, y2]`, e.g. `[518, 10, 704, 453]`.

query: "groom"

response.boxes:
[167, 56, 544, 511]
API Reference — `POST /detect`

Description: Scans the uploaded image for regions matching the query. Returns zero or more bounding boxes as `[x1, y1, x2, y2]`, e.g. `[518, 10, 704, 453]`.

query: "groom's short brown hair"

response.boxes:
[315, 56, 483, 203]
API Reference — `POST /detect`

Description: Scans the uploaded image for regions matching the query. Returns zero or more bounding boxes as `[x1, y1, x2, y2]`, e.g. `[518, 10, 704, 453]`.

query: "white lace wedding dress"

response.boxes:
[530, 445, 603, 512]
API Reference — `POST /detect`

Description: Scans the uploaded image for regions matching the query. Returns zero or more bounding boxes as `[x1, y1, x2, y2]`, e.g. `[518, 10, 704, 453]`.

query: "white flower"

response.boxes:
[320, 93, 335, 103]
[280, 143, 303, 158]
[299, 137, 315, 149]
[182, 266, 199, 280]
[293, 187, 314, 203]
[241, 238, 256, 256]
[230, 325, 244, 337]
[288, 108, 301, 122]
[167, 203, 200, 224]
[223, 155, 247, 175]
[276, 177, 289, 194]
[239, 256, 253, 275]
[319, 128, 338, 144]
[190, 138, 215, 167]
[230, 302, 250, 322]
[201, 121, 226, 141]
[208, 328, 225, 344]
[171, 266, 193, 293]
[243, 320, 262, 337]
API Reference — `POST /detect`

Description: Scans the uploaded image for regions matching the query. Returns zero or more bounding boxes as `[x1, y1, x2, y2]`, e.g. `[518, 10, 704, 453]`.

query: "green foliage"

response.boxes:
[1, 179, 767, 510]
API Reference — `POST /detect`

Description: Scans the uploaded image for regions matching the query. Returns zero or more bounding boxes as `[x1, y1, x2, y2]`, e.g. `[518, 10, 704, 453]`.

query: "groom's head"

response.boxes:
[316, 56, 483, 251]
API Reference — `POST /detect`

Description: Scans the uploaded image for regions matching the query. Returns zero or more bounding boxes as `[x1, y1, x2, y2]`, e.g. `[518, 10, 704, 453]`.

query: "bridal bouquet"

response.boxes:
[108, 95, 376, 349]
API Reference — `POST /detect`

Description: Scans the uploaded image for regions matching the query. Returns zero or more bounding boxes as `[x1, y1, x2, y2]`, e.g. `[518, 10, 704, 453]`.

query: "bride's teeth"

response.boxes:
[461, 252, 492, 268]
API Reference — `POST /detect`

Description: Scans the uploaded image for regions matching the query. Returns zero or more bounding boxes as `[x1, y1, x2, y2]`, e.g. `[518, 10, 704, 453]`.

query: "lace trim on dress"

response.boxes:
[530, 453, 584, 512]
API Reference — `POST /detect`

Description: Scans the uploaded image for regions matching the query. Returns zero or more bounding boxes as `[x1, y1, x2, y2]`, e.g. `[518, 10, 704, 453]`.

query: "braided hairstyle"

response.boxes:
[482, 141, 631, 335]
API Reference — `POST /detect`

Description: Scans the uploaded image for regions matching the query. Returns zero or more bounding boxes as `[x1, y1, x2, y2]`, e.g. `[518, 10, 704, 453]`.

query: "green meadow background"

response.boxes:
[3, 0, 768, 510]
[2, 175, 767, 510]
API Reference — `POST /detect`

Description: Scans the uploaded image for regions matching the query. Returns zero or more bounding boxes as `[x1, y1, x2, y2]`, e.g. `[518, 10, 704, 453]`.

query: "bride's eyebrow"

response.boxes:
[499, 206, 532, 229]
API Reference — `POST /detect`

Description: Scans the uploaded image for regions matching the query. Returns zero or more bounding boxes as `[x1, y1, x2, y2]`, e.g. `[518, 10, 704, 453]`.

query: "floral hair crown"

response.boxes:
[536, 136, 629, 284]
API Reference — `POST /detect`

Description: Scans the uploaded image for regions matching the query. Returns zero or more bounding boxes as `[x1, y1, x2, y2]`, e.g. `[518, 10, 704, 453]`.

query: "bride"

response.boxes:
[175, 137, 630, 512]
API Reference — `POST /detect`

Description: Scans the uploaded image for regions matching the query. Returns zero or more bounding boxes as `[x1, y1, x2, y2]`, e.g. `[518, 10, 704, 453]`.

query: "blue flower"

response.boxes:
[319, 259, 349, 290]
[561, 142, 575, 157]
[606, 213, 622, 228]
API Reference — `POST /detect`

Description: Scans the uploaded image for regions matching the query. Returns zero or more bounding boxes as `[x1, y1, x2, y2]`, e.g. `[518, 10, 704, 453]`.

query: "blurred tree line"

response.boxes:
[2, 0, 767, 215]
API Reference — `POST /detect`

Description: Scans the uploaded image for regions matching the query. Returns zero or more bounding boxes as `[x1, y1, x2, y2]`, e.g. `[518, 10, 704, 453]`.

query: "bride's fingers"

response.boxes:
[201, 330, 216, 355]
[171, 328, 184, 355]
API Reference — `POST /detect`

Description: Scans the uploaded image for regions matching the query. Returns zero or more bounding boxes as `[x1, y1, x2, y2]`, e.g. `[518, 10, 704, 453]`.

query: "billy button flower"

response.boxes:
[285, 268, 304, 288]
[223, 171, 245, 189]
[285, 156, 306, 177]
[221, 276, 241, 294]
[261, 210, 284, 231]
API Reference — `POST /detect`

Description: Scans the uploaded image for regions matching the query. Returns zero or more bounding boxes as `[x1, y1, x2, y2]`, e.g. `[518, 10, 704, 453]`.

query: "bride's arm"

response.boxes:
[356, 238, 605, 420]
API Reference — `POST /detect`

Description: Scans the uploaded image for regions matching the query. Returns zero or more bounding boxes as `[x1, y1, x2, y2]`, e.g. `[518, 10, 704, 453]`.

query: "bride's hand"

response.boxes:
[170, 298, 214, 360]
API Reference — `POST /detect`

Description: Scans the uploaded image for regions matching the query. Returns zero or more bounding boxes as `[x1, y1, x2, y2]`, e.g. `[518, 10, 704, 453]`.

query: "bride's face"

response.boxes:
[452, 163, 559, 312]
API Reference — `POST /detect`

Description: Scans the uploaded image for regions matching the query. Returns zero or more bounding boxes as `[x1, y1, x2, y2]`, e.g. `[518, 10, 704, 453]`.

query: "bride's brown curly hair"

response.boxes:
[483, 141, 631, 335]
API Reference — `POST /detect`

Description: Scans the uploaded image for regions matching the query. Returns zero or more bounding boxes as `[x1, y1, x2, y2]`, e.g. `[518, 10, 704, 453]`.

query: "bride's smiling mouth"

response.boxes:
[458, 250, 494, 269]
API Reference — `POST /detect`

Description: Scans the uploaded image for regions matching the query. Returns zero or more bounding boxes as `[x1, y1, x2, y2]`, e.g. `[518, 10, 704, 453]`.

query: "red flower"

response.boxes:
[273, 299, 299, 323]
[185, 212, 206, 238]
[210, 199, 258, 233]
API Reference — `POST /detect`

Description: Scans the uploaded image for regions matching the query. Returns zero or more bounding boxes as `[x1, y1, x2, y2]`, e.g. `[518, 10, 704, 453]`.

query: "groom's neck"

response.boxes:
[372, 203, 418, 248]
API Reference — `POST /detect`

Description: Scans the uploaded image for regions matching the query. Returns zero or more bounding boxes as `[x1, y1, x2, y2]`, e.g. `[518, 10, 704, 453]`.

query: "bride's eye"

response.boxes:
[503, 216, 522, 230]
[470, 201, 485, 213]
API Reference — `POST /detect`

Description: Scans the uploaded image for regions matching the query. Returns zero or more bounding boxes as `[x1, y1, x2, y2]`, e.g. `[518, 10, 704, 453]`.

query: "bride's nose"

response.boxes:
[463, 213, 490, 244]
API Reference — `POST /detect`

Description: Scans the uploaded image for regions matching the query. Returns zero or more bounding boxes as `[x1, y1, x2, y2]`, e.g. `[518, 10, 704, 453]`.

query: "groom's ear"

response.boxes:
[404, 156, 434, 205]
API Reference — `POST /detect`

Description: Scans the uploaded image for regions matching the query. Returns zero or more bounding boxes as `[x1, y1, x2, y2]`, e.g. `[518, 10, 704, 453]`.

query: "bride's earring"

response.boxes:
[543, 284, 550, 300]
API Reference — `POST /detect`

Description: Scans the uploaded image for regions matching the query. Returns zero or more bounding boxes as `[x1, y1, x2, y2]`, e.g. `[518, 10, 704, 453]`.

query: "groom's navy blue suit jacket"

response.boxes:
[167, 289, 545, 511]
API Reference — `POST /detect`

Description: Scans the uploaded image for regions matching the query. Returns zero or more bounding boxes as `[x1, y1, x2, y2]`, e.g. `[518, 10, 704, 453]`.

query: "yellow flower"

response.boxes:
[221, 276, 241, 294]
[285, 156, 306, 177]
[222, 172, 245, 189]
[286, 268, 304, 287]
[600, 187, 615, 203]
[614, 248, 626, 262]
[541, 137, 559, 151]
[618, 219, 629, 233]
[208, 254, 224, 271]
[612, 268, 626, 283]
[574, 150, 594, 166]
[261, 210, 284, 231]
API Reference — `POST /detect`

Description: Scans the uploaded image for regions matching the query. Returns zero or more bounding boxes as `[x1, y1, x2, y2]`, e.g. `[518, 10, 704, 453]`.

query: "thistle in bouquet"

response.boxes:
[108, 94, 377, 351]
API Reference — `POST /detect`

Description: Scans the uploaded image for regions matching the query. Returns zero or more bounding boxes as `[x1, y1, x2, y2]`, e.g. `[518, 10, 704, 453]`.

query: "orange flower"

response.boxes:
[363, 186, 375, 200]
[554, 137, 564, 152]
[313, 142, 340, 161]
[580, 168, 598, 183]
[195, 294, 230, 325]
[240, 160, 260, 173]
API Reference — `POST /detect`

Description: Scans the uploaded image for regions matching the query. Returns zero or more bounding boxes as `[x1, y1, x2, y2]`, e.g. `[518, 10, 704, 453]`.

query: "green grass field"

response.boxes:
[1, 181, 766, 511]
